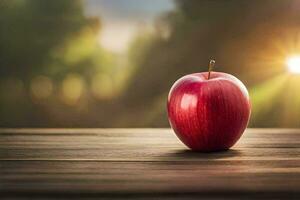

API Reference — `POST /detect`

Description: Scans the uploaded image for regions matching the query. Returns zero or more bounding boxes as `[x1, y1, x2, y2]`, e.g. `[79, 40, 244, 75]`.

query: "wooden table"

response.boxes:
[0, 128, 299, 199]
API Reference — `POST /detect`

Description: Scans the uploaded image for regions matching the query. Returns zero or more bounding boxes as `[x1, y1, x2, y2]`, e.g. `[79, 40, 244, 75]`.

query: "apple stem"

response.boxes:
[208, 59, 215, 80]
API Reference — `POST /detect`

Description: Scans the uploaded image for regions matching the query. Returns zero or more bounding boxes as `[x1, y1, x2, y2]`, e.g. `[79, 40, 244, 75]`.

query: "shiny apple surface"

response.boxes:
[167, 72, 251, 152]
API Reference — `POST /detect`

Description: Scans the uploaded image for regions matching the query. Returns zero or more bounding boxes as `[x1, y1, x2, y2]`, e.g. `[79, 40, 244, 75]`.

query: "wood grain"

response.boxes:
[0, 128, 299, 199]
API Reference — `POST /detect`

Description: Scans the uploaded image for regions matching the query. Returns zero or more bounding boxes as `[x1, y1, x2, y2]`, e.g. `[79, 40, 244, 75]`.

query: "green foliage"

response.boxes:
[118, 0, 300, 127]
[0, 0, 116, 127]
[1, 0, 300, 127]
[0, 0, 88, 78]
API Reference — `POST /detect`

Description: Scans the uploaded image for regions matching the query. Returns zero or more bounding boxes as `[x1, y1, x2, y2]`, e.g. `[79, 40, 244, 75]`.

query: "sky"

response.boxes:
[84, 0, 175, 53]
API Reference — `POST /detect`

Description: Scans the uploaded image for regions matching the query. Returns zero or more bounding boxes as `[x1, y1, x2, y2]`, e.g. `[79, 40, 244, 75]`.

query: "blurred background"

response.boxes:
[0, 0, 300, 128]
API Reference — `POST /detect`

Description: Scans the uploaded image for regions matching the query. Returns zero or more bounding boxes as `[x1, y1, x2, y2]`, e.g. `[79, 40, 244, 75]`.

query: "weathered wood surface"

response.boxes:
[0, 128, 299, 199]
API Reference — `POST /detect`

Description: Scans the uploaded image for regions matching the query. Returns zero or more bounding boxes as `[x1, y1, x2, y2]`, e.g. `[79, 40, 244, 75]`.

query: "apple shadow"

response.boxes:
[166, 148, 242, 160]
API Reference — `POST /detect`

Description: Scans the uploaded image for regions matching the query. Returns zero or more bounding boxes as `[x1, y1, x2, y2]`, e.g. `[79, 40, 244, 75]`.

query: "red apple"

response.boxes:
[167, 61, 251, 152]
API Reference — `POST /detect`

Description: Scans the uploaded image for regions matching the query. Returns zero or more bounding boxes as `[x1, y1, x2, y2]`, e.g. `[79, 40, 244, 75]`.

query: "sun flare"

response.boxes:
[286, 55, 300, 74]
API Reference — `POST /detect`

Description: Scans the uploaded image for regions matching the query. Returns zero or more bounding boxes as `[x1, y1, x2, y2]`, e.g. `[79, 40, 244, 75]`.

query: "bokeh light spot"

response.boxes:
[0, 78, 24, 101]
[62, 73, 85, 105]
[30, 76, 53, 100]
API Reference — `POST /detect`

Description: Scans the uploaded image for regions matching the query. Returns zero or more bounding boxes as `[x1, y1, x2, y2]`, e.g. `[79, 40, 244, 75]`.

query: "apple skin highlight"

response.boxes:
[167, 72, 251, 152]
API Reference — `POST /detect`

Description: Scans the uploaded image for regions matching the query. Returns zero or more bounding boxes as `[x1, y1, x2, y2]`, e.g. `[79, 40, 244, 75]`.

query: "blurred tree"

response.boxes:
[0, 0, 100, 78]
[1, 0, 300, 128]
[0, 0, 116, 127]
[117, 0, 300, 127]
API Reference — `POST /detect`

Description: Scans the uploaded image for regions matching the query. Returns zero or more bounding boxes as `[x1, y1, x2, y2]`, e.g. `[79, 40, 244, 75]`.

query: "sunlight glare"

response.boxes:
[286, 55, 300, 74]
[99, 23, 136, 53]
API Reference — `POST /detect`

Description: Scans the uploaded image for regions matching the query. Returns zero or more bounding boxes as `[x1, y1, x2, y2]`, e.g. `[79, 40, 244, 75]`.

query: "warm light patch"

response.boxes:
[91, 73, 114, 99]
[30, 76, 53, 100]
[61, 73, 84, 105]
[286, 55, 300, 74]
[99, 23, 136, 53]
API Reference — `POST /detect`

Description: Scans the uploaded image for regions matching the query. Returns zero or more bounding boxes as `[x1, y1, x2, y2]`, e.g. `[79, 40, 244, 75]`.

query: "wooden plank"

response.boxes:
[0, 128, 299, 199]
[1, 148, 299, 161]
[1, 161, 299, 194]
[0, 129, 299, 161]
[0, 128, 300, 134]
